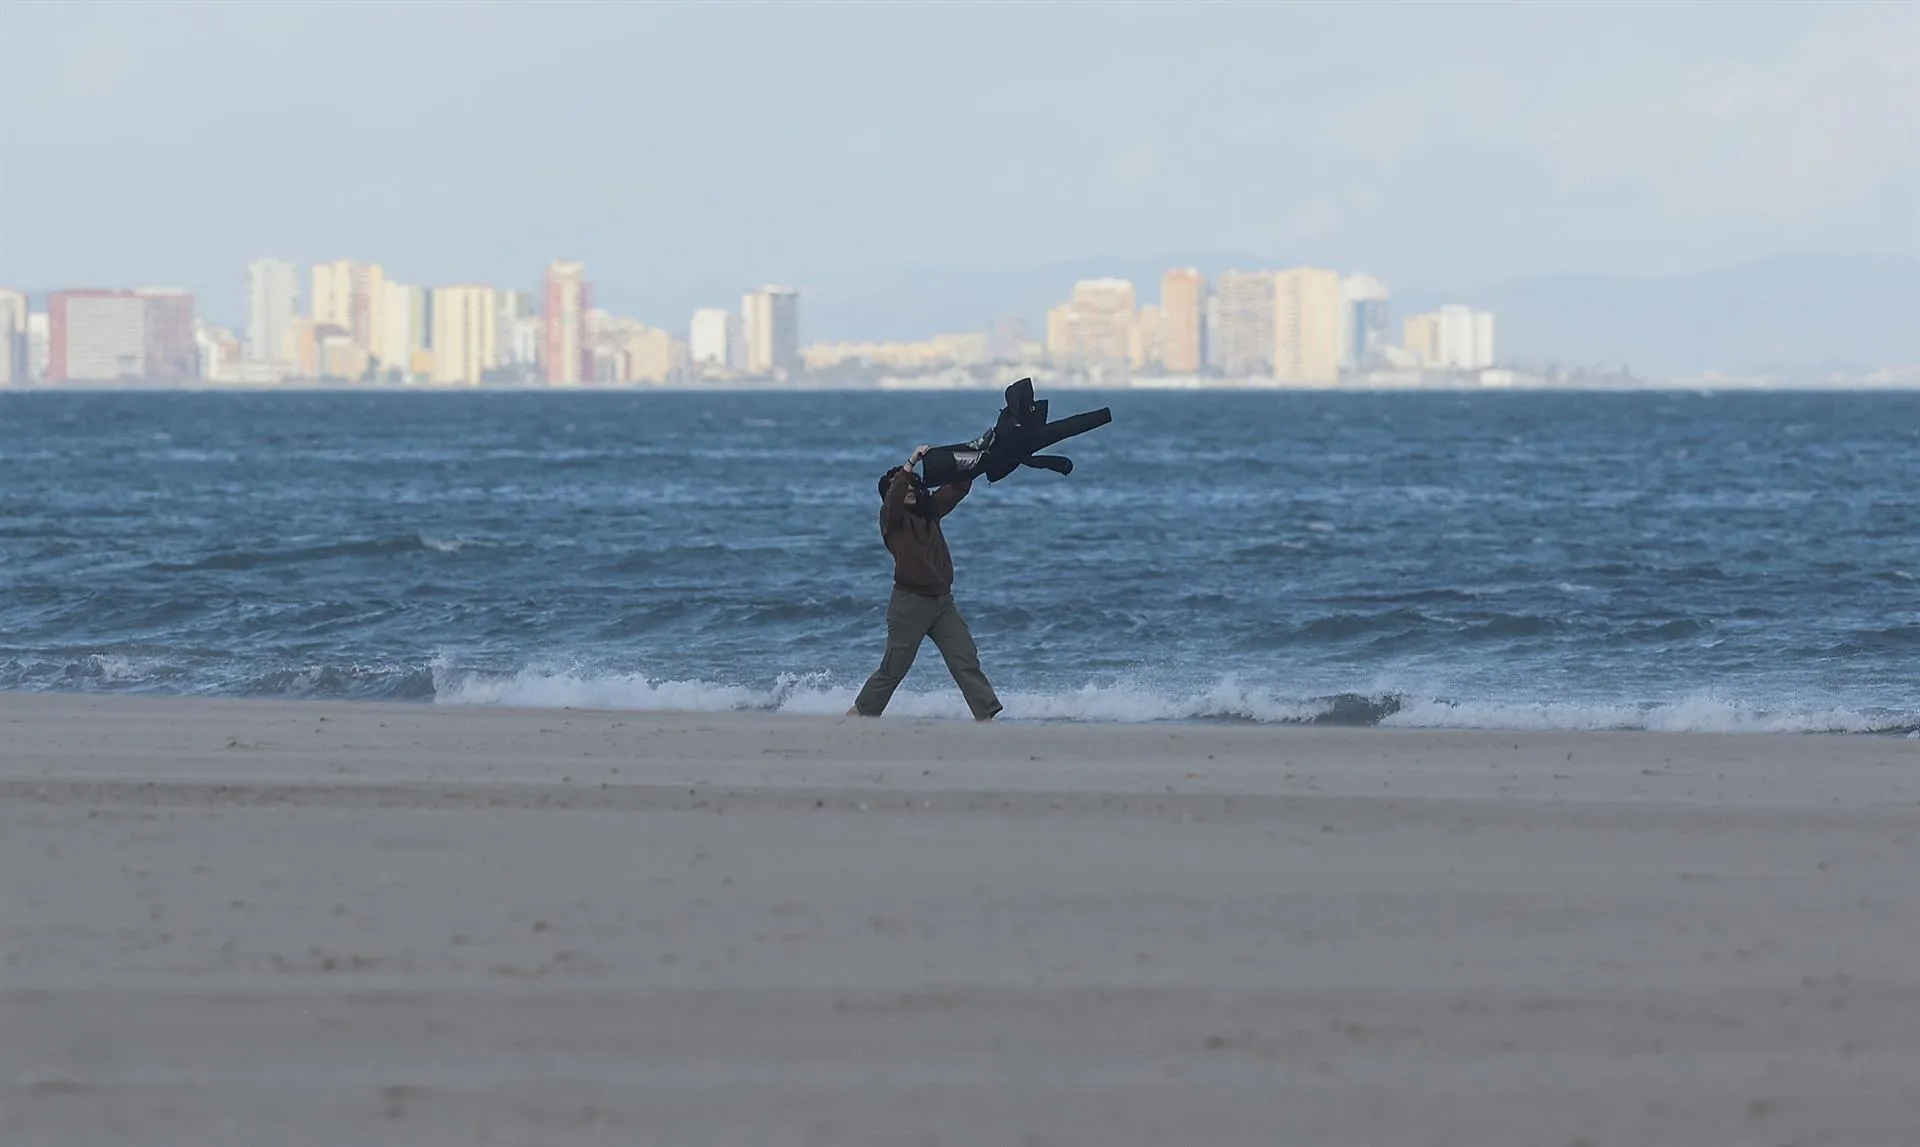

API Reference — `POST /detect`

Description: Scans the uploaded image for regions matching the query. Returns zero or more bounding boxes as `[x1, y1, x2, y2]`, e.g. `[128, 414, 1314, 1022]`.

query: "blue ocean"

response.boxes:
[1, 389, 1914, 733]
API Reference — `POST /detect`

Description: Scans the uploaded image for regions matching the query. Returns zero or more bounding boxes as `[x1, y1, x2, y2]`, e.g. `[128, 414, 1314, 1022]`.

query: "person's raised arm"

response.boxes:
[933, 477, 972, 517]
[881, 469, 909, 533]
[881, 446, 930, 533]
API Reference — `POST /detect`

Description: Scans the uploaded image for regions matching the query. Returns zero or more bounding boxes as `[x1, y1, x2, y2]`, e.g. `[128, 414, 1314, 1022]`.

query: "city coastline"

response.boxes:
[7, 259, 1911, 392]
[8, 375, 1917, 393]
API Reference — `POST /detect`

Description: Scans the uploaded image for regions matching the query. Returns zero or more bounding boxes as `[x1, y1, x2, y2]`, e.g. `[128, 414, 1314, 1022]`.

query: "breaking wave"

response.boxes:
[429, 660, 1917, 735]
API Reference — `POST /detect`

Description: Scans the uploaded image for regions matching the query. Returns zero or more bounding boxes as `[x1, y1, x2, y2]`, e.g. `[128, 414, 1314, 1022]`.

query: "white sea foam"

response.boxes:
[1383, 694, 1902, 735]
[417, 534, 486, 553]
[87, 653, 159, 683]
[432, 662, 1335, 724]
[429, 660, 1910, 734]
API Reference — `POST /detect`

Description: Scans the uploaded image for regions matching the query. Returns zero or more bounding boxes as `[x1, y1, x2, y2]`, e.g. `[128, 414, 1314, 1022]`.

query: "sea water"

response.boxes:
[1, 389, 1914, 733]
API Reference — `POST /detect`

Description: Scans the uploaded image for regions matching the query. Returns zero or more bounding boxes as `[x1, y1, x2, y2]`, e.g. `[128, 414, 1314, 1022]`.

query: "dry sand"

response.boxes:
[1, 691, 1916, 1146]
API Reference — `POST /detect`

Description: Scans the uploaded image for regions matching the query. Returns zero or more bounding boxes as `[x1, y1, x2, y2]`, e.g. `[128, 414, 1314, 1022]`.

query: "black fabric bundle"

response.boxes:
[917, 379, 1112, 487]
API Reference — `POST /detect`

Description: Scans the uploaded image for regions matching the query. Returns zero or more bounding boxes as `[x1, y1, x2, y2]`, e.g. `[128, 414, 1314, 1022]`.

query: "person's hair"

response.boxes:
[878, 466, 905, 499]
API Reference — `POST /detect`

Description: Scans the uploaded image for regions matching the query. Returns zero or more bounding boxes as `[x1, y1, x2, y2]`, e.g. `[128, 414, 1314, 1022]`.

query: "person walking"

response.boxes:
[848, 444, 1002, 721]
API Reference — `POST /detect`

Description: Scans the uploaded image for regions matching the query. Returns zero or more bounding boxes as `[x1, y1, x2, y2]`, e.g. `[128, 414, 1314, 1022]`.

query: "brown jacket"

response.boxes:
[880, 469, 971, 596]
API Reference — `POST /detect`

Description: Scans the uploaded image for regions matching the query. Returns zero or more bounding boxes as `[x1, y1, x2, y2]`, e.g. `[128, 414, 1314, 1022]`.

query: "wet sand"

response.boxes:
[2, 692, 1916, 1145]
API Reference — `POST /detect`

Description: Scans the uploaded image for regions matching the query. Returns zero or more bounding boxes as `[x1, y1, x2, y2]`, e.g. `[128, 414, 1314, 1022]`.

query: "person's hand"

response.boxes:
[908, 444, 930, 466]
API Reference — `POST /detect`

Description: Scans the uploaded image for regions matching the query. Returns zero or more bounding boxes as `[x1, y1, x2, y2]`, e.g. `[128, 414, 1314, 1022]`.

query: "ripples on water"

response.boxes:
[1, 389, 1915, 733]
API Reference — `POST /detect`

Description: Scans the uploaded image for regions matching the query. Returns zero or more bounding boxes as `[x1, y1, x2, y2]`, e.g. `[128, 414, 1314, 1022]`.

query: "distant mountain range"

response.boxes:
[800, 252, 1919, 379]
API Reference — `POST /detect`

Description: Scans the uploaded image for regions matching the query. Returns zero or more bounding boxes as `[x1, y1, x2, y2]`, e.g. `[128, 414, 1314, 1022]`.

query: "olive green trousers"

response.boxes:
[853, 587, 1002, 720]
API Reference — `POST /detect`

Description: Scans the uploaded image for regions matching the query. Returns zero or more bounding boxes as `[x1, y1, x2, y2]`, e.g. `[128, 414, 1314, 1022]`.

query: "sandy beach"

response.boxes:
[1, 692, 1916, 1145]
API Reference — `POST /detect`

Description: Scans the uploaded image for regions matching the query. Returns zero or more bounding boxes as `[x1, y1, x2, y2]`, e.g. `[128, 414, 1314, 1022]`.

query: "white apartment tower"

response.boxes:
[246, 259, 300, 367]
[1436, 305, 1496, 370]
[689, 308, 736, 370]
[0, 288, 27, 384]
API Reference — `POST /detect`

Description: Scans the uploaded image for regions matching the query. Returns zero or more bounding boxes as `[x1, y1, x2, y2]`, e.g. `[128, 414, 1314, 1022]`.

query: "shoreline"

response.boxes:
[5, 686, 1918, 809]
[8, 684, 1917, 739]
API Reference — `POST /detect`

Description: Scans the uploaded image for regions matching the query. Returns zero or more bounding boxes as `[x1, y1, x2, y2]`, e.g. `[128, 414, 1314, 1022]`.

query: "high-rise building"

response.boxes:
[375, 280, 427, 376]
[1402, 306, 1494, 371]
[542, 261, 589, 385]
[246, 259, 299, 368]
[1340, 273, 1391, 371]
[310, 263, 349, 329]
[689, 307, 735, 370]
[741, 286, 800, 376]
[1204, 293, 1223, 372]
[1130, 305, 1162, 371]
[1212, 271, 1276, 377]
[1158, 268, 1206, 375]
[195, 322, 242, 383]
[48, 291, 147, 382]
[0, 288, 27, 384]
[136, 288, 199, 381]
[1403, 313, 1441, 367]
[1273, 267, 1343, 385]
[1046, 279, 1136, 373]
[27, 312, 50, 381]
[1435, 305, 1496, 370]
[47, 289, 198, 382]
[283, 317, 319, 378]
[430, 285, 499, 384]
[507, 315, 540, 372]
[495, 290, 535, 373]
[311, 260, 384, 357]
[584, 308, 622, 384]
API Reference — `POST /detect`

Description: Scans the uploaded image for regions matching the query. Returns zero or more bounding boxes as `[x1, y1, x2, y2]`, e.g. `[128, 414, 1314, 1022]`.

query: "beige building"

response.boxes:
[311, 261, 384, 358]
[375, 280, 427, 376]
[1046, 278, 1136, 373]
[1273, 267, 1343, 384]
[1403, 313, 1442, 367]
[368, 280, 426, 372]
[282, 317, 318, 378]
[1130, 305, 1162, 370]
[621, 327, 683, 384]
[1212, 271, 1276, 377]
[430, 285, 499, 384]
[1158, 268, 1206, 375]
[317, 330, 368, 381]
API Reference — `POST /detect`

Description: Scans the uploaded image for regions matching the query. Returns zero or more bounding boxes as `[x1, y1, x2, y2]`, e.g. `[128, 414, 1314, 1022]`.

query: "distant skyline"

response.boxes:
[4, 2, 1915, 329]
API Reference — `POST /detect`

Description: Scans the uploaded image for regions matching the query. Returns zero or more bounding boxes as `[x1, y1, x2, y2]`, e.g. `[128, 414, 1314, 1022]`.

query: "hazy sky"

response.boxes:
[4, 1, 1915, 325]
